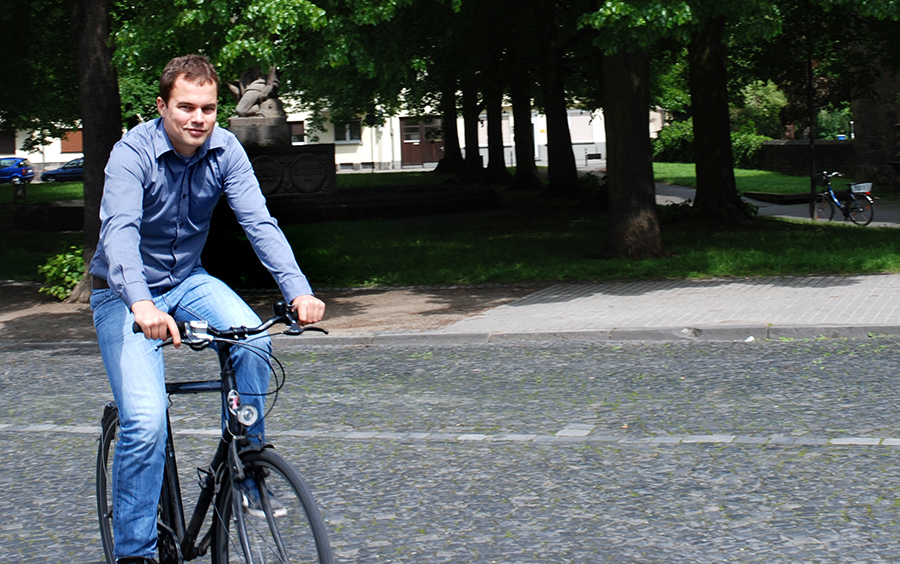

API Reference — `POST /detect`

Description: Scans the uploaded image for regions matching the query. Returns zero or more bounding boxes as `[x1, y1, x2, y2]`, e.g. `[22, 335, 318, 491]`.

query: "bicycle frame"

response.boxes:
[158, 340, 256, 562]
[821, 182, 843, 207]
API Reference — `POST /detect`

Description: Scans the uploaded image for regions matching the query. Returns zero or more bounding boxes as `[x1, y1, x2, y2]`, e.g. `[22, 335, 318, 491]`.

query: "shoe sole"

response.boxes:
[242, 493, 288, 518]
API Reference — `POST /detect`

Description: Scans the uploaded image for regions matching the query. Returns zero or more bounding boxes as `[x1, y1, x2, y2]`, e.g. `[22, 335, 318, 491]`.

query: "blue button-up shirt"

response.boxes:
[90, 118, 312, 308]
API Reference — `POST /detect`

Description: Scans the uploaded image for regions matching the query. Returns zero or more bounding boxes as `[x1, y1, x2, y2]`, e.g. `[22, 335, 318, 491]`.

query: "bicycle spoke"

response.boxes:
[212, 450, 332, 563]
[257, 476, 290, 562]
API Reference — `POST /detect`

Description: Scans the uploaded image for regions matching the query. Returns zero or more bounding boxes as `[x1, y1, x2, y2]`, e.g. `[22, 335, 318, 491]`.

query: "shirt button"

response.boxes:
[174, 245, 179, 250]
[182, 194, 187, 199]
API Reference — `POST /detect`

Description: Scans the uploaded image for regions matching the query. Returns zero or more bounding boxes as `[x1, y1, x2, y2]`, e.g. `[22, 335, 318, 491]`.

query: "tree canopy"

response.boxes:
[2, 0, 899, 269]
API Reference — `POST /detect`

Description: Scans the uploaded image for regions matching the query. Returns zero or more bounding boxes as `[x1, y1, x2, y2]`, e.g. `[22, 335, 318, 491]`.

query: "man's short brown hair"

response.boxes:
[158, 55, 220, 103]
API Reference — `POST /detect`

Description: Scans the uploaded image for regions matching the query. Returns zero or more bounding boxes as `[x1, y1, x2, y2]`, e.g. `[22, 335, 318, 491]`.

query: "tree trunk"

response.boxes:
[602, 48, 663, 259]
[537, 0, 578, 196]
[851, 67, 900, 192]
[434, 79, 465, 175]
[461, 79, 484, 177]
[509, 70, 542, 191]
[68, 0, 122, 303]
[688, 16, 748, 223]
[484, 79, 513, 185]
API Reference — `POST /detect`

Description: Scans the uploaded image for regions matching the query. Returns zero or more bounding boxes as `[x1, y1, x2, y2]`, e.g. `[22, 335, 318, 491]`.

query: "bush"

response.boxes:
[731, 80, 788, 139]
[38, 246, 84, 300]
[653, 118, 769, 168]
[653, 119, 694, 163]
[817, 106, 852, 140]
[730, 126, 769, 169]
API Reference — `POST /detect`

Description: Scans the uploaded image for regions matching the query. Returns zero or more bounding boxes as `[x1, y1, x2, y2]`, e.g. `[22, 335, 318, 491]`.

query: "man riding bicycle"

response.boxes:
[89, 54, 325, 564]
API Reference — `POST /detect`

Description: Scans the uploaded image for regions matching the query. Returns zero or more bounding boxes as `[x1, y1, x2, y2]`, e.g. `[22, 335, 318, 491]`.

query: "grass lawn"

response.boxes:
[0, 182, 85, 204]
[4, 166, 900, 289]
[652, 163, 858, 195]
[268, 193, 900, 289]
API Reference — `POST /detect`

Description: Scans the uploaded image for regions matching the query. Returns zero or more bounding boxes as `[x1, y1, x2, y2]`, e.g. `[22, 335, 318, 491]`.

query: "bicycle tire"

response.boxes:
[810, 194, 834, 222]
[97, 404, 118, 564]
[97, 405, 181, 564]
[847, 194, 874, 226]
[211, 448, 333, 564]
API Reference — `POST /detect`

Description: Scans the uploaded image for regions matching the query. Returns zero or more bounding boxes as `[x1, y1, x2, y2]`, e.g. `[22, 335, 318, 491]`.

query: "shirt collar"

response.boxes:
[152, 117, 227, 162]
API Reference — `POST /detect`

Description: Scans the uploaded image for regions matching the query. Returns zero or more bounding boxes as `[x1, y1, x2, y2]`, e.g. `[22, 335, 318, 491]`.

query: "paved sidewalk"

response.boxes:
[428, 274, 900, 343]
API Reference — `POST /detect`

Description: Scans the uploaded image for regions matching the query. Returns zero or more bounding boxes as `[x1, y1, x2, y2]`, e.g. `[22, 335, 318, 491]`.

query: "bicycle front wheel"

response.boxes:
[810, 195, 834, 222]
[847, 194, 874, 226]
[212, 448, 333, 564]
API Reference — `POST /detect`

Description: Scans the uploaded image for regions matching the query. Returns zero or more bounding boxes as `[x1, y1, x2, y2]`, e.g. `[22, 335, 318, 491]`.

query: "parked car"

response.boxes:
[41, 157, 84, 182]
[0, 157, 35, 184]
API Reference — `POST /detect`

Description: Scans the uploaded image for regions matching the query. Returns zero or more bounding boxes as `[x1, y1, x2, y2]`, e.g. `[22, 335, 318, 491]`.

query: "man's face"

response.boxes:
[157, 76, 218, 156]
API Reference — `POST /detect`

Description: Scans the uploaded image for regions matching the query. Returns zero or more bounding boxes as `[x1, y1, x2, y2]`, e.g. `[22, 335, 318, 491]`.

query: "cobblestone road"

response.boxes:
[4, 337, 900, 563]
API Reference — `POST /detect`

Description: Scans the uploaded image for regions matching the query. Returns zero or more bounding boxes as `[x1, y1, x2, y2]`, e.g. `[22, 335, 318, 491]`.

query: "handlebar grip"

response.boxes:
[132, 321, 186, 335]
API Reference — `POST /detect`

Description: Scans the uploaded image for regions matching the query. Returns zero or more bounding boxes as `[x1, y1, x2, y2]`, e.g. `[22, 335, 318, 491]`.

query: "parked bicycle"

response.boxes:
[809, 171, 875, 226]
[97, 302, 333, 564]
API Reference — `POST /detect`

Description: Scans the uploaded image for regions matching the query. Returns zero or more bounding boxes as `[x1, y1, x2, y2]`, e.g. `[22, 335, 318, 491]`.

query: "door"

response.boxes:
[400, 118, 443, 166]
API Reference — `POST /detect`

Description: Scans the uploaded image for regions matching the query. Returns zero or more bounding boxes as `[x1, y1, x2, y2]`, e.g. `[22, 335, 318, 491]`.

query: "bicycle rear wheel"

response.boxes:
[847, 194, 874, 226]
[212, 448, 333, 564]
[97, 404, 118, 564]
[97, 405, 181, 564]
[810, 194, 834, 222]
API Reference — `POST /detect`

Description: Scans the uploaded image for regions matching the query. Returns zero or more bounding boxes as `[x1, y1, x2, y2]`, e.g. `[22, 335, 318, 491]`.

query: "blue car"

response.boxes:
[41, 157, 84, 182]
[0, 157, 35, 184]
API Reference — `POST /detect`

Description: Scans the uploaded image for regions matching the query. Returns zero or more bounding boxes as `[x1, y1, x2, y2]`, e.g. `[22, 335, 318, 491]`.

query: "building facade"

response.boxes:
[5, 107, 664, 176]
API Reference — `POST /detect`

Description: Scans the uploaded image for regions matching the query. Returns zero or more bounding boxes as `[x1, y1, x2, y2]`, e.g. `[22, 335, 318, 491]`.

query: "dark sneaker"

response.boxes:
[240, 478, 287, 518]
[117, 558, 159, 564]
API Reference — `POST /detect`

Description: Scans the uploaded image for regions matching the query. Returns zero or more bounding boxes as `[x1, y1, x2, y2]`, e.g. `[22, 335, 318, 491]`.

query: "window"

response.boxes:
[61, 130, 84, 153]
[333, 120, 362, 143]
[290, 121, 305, 144]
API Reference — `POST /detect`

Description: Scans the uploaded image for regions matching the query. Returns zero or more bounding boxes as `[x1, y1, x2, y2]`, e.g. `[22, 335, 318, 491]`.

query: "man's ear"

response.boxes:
[156, 97, 166, 116]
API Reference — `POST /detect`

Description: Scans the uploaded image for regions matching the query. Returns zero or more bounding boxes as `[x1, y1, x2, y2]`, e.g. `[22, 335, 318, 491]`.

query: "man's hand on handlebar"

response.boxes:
[291, 294, 325, 325]
[132, 300, 181, 348]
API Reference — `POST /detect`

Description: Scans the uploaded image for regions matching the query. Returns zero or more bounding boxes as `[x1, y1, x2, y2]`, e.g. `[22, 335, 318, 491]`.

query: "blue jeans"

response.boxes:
[92, 269, 271, 560]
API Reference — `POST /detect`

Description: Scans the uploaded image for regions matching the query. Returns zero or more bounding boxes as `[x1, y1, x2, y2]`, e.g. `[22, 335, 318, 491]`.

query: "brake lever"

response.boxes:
[277, 300, 328, 336]
[283, 323, 328, 336]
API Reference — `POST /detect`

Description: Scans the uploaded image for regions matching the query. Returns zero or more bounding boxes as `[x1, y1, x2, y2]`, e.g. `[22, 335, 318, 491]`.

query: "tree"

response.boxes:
[582, 1, 695, 258]
[536, 0, 579, 196]
[509, 68, 542, 191]
[688, 16, 745, 221]
[67, 0, 123, 302]
[0, 0, 80, 149]
[602, 47, 663, 258]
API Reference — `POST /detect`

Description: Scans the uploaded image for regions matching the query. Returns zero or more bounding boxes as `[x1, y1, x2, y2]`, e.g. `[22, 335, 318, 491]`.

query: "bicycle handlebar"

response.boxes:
[132, 301, 327, 348]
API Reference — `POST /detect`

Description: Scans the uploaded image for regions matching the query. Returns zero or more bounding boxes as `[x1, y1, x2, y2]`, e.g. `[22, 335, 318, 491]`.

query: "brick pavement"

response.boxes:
[430, 274, 900, 343]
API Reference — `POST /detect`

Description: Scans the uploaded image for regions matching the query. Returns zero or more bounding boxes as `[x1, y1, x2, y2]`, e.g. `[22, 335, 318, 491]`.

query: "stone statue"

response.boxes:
[227, 66, 285, 118]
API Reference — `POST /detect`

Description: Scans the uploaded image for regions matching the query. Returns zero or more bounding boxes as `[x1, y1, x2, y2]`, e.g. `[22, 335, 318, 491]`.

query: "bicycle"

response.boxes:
[809, 171, 875, 226]
[96, 301, 334, 564]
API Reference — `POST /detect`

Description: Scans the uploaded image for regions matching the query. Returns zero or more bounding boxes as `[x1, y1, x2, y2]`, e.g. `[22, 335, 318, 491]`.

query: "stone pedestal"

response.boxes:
[228, 116, 291, 147]
[243, 144, 337, 197]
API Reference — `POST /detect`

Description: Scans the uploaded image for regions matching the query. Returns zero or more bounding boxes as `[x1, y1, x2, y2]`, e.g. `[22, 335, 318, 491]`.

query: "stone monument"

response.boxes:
[226, 66, 291, 146]
[226, 66, 337, 210]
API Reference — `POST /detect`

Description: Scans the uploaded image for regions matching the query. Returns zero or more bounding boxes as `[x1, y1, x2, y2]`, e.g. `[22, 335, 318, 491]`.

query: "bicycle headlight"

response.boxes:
[236, 404, 259, 426]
